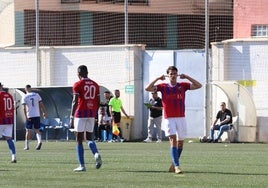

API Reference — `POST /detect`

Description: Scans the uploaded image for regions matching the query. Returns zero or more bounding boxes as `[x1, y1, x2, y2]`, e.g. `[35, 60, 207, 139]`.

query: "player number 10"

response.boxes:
[3, 97, 13, 110]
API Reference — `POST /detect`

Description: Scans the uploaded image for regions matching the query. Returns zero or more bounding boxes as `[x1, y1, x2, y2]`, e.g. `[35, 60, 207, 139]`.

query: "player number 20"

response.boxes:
[84, 85, 96, 99]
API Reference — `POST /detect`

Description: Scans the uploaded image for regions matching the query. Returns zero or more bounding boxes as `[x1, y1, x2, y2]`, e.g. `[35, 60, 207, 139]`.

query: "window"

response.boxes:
[252, 25, 268, 37]
[82, 0, 148, 5]
[118, 0, 149, 5]
[61, 0, 80, 3]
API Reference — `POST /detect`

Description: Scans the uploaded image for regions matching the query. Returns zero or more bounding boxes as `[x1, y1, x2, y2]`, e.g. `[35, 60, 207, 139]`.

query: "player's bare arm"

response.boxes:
[180, 74, 202, 90]
[69, 94, 78, 128]
[145, 75, 165, 92]
[23, 104, 29, 120]
[39, 102, 46, 119]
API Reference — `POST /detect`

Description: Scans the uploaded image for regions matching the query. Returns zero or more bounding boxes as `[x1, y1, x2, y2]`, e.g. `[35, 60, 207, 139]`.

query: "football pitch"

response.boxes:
[0, 140, 268, 188]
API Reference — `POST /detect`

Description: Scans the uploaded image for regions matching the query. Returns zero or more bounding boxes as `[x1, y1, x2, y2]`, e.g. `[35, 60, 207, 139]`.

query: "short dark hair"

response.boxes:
[166, 66, 178, 74]
[78, 65, 88, 77]
[25, 84, 31, 89]
[104, 91, 110, 94]
[0, 82, 3, 87]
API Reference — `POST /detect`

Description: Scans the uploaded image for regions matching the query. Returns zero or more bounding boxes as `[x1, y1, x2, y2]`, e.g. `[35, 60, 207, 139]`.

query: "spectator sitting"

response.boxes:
[209, 102, 233, 143]
[98, 107, 112, 142]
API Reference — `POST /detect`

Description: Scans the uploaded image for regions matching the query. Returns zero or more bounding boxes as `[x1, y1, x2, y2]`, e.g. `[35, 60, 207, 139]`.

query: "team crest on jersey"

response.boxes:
[177, 94, 182, 99]
[5, 112, 13, 117]
[87, 102, 93, 109]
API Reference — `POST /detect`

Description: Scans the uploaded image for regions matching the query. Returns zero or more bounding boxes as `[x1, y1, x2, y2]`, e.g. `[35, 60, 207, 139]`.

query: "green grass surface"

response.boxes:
[0, 140, 268, 188]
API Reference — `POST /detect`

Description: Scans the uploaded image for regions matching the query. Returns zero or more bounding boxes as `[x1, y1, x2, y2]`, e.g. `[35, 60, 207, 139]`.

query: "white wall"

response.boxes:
[0, 47, 37, 86]
[1, 46, 207, 140]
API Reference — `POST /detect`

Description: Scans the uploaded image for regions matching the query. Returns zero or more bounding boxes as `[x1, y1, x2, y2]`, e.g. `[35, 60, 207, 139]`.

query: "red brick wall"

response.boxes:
[234, 0, 268, 38]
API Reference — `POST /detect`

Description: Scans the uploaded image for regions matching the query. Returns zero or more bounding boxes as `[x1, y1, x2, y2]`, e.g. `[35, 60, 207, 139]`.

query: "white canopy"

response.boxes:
[212, 81, 257, 142]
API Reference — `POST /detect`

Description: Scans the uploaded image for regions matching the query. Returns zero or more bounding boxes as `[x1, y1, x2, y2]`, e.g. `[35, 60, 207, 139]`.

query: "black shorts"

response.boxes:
[112, 112, 121, 124]
[25, 117, 41, 130]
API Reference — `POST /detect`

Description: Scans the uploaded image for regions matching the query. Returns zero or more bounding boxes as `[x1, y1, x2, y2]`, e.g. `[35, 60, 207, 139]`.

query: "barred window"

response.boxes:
[252, 25, 268, 37]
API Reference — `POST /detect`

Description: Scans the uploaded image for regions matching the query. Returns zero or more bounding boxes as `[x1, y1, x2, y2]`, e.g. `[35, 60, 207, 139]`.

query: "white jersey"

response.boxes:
[22, 92, 42, 118]
[98, 113, 111, 125]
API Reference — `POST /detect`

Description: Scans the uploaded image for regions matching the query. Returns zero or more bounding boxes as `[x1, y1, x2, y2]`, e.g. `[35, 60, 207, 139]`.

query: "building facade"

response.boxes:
[234, 0, 268, 38]
[0, 0, 234, 49]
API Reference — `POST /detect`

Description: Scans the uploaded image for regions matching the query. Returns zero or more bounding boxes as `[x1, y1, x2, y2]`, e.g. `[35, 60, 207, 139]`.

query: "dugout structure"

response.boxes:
[211, 38, 268, 143]
[211, 81, 257, 142]
[10, 85, 131, 141]
[3, 45, 144, 141]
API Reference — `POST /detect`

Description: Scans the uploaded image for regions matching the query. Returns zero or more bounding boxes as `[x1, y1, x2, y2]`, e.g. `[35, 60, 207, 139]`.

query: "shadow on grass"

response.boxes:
[180, 171, 268, 176]
[123, 169, 169, 173]
[122, 169, 268, 176]
[0, 169, 10, 171]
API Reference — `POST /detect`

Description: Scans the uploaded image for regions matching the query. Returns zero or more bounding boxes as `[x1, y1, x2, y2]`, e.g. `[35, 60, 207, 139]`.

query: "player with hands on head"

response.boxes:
[145, 66, 202, 174]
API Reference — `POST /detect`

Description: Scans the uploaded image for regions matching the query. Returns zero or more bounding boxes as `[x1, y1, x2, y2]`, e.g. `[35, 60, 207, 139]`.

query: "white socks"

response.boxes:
[36, 133, 42, 144]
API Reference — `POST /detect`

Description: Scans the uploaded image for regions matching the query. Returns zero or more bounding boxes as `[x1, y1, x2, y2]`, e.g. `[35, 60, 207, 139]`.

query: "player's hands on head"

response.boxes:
[179, 74, 187, 79]
[159, 75, 166, 80]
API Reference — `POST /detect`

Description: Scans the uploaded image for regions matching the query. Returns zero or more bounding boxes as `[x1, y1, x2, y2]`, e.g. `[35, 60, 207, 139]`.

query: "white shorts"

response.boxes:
[161, 117, 187, 140]
[74, 118, 95, 133]
[0, 124, 13, 138]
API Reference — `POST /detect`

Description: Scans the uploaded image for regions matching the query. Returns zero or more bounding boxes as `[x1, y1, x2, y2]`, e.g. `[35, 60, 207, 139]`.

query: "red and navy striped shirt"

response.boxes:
[73, 78, 100, 118]
[0, 91, 14, 125]
[157, 82, 190, 118]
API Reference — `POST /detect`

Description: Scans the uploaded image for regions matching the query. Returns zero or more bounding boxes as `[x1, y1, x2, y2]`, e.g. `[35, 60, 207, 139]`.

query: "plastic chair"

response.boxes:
[43, 118, 62, 141]
[40, 118, 51, 142]
[61, 118, 70, 140]
[50, 118, 62, 139]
